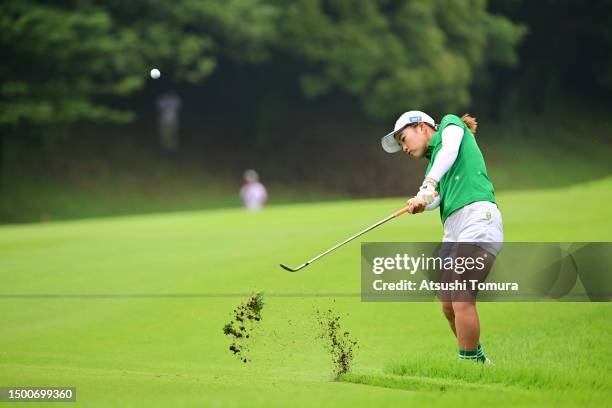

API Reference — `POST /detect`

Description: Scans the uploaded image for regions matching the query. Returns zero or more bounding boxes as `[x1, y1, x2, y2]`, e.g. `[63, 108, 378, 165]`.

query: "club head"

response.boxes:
[280, 263, 297, 272]
[279, 262, 308, 272]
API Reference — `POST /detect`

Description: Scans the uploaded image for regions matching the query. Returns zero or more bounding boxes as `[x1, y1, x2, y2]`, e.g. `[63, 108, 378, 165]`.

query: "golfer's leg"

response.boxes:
[452, 301, 480, 350]
[441, 301, 457, 337]
[438, 239, 457, 337]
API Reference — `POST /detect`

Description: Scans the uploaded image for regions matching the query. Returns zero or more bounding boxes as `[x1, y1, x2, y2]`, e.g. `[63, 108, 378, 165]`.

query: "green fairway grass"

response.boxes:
[1, 177, 611, 407]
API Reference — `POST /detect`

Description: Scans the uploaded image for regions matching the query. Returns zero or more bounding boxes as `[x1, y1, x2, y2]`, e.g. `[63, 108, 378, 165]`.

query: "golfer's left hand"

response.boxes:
[406, 197, 427, 214]
[416, 178, 437, 205]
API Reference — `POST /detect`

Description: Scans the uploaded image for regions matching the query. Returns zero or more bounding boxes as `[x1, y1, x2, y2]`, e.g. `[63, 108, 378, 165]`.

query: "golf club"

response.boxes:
[280, 204, 415, 272]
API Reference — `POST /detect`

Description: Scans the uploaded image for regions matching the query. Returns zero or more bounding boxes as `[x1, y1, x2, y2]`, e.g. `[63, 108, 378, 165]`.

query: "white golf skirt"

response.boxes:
[442, 201, 504, 256]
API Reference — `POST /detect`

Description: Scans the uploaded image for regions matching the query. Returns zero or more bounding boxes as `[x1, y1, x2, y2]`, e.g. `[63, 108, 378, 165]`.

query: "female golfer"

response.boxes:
[381, 111, 503, 364]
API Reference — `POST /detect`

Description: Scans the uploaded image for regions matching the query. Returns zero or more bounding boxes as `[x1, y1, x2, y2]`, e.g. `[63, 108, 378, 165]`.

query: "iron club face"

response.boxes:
[280, 263, 308, 272]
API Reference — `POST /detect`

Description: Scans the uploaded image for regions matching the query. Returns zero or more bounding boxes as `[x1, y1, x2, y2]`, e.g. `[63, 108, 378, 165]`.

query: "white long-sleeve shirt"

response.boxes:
[427, 124, 464, 182]
[424, 124, 464, 211]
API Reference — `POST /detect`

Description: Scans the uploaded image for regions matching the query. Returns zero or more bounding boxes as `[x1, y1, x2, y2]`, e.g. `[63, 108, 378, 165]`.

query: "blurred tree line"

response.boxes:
[1, 0, 528, 128]
[485, 0, 612, 117]
[1, 0, 610, 176]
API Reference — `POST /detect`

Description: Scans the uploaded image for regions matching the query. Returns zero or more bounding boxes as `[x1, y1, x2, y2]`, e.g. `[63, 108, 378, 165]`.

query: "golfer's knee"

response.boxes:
[452, 301, 476, 316]
[441, 302, 454, 321]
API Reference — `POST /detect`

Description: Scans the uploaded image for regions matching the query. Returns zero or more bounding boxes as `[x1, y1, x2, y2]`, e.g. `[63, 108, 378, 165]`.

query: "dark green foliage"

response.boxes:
[280, 0, 526, 118]
[0, 0, 525, 127]
[0, 1, 141, 125]
[487, 0, 612, 114]
[0, 0, 278, 126]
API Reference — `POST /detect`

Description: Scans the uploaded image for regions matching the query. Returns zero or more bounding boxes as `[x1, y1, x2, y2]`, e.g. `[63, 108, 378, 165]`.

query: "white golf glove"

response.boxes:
[416, 178, 438, 205]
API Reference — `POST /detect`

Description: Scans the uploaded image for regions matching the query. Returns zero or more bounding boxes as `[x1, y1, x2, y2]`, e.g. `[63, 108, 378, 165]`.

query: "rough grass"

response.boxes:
[376, 306, 609, 391]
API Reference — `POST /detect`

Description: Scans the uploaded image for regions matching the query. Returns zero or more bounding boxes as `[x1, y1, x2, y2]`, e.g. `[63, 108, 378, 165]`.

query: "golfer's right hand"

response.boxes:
[406, 197, 427, 214]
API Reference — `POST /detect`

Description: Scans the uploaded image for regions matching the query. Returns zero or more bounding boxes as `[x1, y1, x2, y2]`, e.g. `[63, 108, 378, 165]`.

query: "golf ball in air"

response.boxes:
[150, 68, 161, 79]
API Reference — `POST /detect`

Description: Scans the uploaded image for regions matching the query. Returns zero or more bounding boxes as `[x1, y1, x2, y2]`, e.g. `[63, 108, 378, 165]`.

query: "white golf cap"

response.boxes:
[381, 110, 436, 153]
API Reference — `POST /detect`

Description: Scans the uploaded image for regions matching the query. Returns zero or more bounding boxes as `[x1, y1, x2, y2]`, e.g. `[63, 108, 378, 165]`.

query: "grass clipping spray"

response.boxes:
[316, 309, 358, 380]
[223, 292, 264, 363]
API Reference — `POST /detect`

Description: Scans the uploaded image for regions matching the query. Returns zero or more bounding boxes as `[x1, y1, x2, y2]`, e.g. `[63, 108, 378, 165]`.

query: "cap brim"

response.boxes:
[381, 130, 402, 153]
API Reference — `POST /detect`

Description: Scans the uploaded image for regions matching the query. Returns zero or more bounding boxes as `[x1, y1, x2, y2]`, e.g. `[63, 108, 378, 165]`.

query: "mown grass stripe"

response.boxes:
[340, 373, 525, 393]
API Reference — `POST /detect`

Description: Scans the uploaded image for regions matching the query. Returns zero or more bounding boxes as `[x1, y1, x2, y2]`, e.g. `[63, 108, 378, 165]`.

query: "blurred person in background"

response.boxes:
[240, 169, 268, 211]
[156, 89, 182, 153]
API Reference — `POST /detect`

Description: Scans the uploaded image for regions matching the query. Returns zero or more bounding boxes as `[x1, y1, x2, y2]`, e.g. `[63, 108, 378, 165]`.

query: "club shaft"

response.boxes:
[305, 213, 396, 265]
